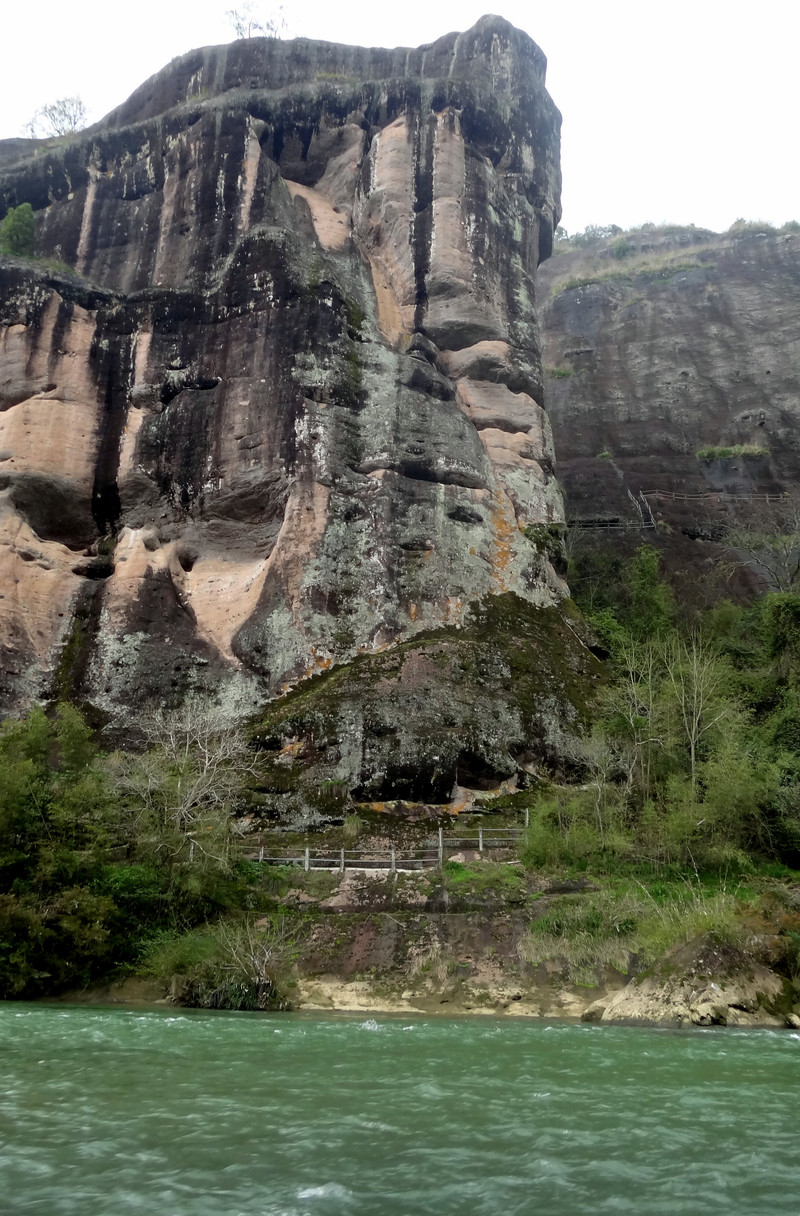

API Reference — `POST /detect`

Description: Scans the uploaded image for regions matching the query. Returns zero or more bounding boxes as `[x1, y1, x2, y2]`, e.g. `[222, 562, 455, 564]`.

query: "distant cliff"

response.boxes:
[538, 224, 800, 587]
[0, 19, 599, 801]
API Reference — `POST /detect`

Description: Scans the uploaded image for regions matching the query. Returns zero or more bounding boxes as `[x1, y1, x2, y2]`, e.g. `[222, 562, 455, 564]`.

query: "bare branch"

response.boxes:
[109, 695, 257, 864]
[724, 491, 800, 592]
[226, 3, 286, 38]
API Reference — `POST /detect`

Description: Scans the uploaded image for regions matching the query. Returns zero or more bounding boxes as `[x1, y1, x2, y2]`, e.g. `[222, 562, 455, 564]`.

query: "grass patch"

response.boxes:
[519, 880, 748, 986]
[442, 859, 527, 901]
[696, 444, 769, 461]
[342, 813, 362, 843]
[727, 219, 777, 236]
[551, 246, 711, 296]
[36, 256, 78, 276]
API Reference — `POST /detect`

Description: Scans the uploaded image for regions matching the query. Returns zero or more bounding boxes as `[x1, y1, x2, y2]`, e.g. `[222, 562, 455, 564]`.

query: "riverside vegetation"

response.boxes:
[1, 544, 800, 1013]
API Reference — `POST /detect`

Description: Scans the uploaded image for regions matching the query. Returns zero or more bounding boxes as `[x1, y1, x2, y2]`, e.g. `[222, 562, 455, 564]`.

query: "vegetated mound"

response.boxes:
[253, 593, 604, 822]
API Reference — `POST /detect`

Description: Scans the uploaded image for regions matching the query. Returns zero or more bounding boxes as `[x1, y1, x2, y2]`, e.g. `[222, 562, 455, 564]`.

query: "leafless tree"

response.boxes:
[564, 728, 635, 841]
[109, 696, 258, 864]
[608, 640, 669, 798]
[662, 634, 731, 794]
[213, 915, 298, 1005]
[25, 96, 87, 139]
[226, 3, 286, 38]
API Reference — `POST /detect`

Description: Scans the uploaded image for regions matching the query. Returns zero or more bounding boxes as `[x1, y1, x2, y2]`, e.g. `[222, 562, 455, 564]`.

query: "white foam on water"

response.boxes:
[358, 1018, 380, 1031]
[297, 1183, 352, 1200]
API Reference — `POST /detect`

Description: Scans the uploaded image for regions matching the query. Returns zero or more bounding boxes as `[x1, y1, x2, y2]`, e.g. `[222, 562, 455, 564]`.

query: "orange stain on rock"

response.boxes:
[302, 649, 334, 680]
[488, 491, 517, 592]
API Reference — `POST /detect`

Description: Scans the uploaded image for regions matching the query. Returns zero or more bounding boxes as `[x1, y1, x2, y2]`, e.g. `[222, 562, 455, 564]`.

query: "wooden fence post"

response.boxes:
[304, 846, 310, 872]
[340, 848, 345, 874]
[438, 827, 443, 867]
[525, 807, 530, 828]
[391, 845, 396, 873]
[478, 826, 484, 852]
[188, 840, 195, 863]
[258, 844, 264, 862]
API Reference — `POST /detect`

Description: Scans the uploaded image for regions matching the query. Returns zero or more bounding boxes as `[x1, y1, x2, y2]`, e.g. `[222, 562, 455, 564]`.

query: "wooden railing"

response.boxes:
[567, 517, 653, 530]
[567, 488, 789, 530]
[218, 825, 527, 873]
[641, 489, 788, 504]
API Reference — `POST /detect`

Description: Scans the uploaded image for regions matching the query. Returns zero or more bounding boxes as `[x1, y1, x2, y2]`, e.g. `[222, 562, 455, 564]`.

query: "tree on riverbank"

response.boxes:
[527, 543, 800, 873]
[109, 696, 257, 867]
[0, 703, 269, 1001]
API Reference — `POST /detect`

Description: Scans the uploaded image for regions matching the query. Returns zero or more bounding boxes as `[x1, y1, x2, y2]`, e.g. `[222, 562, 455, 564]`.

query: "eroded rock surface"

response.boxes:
[0, 18, 573, 765]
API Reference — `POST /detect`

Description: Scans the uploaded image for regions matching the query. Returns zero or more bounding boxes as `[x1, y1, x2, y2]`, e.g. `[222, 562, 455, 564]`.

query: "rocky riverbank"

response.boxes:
[60, 863, 800, 1030]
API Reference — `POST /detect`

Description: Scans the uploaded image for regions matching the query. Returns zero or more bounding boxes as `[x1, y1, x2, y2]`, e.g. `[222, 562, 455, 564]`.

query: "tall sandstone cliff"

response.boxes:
[0, 19, 600, 803]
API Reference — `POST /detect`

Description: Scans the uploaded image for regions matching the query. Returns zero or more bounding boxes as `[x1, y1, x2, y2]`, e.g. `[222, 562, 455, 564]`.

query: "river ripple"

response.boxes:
[0, 1003, 797, 1215]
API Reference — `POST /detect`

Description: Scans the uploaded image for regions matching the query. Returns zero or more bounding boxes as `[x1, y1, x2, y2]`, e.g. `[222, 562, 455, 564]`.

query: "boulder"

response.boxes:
[582, 934, 788, 1028]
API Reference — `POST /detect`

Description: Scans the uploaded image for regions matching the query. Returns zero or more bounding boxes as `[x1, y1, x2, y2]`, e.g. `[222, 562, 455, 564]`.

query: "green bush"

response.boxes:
[628, 543, 675, 639]
[140, 915, 299, 1010]
[524, 522, 567, 565]
[610, 238, 634, 259]
[0, 203, 36, 257]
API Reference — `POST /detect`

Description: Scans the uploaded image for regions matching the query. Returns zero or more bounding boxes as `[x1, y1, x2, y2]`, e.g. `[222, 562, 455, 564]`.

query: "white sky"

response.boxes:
[1, 0, 798, 234]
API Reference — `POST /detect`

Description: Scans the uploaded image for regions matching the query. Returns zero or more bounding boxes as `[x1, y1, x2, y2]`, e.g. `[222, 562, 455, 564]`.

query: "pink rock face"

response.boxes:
[0, 16, 565, 722]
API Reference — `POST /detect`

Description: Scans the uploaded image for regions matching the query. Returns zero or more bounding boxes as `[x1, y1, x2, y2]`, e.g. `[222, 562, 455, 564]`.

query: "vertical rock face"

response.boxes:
[538, 228, 800, 543]
[0, 17, 591, 788]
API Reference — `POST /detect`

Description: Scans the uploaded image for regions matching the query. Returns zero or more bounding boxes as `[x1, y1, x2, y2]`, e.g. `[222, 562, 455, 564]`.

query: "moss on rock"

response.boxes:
[252, 593, 604, 817]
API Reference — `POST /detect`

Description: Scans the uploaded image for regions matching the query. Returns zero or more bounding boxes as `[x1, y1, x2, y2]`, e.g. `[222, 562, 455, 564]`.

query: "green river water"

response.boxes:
[1, 1003, 797, 1215]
